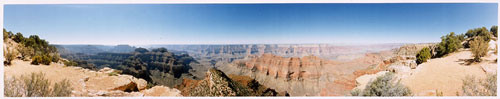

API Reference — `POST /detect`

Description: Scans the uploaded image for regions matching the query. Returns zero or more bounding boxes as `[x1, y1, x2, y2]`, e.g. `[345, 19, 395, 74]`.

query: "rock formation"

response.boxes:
[218, 50, 397, 96]
[176, 68, 287, 96]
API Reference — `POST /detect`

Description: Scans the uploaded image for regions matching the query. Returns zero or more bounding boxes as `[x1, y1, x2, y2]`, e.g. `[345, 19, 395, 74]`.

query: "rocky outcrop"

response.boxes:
[73, 67, 182, 97]
[177, 68, 286, 96]
[140, 86, 182, 97]
[394, 43, 436, 57]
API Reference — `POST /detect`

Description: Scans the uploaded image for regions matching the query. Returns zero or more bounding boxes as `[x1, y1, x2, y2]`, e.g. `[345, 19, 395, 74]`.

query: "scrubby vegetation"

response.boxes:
[4, 72, 73, 97]
[462, 74, 497, 96]
[470, 37, 489, 62]
[416, 47, 431, 64]
[4, 49, 18, 65]
[351, 72, 412, 96]
[415, 26, 496, 64]
[62, 60, 78, 66]
[3, 29, 60, 65]
[31, 54, 53, 65]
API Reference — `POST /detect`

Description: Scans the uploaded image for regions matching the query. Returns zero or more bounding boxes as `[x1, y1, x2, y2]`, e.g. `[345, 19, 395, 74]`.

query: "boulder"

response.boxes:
[118, 75, 148, 90]
[85, 76, 138, 92]
[141, 86, 182, 97]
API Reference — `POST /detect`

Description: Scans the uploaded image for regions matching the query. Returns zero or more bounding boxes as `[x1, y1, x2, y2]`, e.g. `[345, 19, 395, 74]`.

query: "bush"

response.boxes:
[4, 72, 73, 97]
[462, 74, 496, 96]
[436, 32, 462, 57]
[31, 55, 52, 65]
[470, 37, 489, 62]
[4, 48, 18, 66]
[23, 72, 51, 97]
[50, 79, 73, 97]
[4, 76, 24, 97]
[50, 54, 60, 63]
[17, 44, 34, 61]
[62, 60, 78, 66]
[416, 47, 431, 64]
[351, 72, 412, 96]
[31, 55, 43, 65]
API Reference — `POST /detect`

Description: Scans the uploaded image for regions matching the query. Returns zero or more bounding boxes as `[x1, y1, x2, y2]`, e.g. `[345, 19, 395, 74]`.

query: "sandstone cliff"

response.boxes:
[217, 50, 397, 96]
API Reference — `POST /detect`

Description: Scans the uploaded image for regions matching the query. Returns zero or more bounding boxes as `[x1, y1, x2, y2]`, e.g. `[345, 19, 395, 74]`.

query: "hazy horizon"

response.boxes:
[4, 4, 498, 45]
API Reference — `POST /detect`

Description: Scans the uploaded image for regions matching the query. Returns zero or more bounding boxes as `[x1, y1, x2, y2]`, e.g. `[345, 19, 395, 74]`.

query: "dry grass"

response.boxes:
[4, 72, 73, 97]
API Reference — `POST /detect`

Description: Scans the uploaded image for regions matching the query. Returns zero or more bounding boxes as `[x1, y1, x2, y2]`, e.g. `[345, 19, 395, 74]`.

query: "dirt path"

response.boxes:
[400, 49, 496, 96]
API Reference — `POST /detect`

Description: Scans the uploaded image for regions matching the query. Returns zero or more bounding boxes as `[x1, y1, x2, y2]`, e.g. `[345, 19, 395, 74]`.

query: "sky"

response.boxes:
[3, 4, 498, 45]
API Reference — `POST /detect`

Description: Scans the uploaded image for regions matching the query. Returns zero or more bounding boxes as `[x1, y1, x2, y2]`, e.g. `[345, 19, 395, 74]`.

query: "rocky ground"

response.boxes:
[352, 41, 497, 96]
[4, 60, 182, 97]
[175, 68, 287, 96]
[400, 48, 496, 96]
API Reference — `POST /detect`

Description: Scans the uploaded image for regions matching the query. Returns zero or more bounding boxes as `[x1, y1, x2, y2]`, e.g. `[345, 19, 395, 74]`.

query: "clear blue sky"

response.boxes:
[4, 4, 498, 45]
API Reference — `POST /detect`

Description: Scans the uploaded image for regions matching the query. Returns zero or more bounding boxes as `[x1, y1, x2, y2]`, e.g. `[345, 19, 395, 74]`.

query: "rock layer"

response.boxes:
[218, 50, 397, 96]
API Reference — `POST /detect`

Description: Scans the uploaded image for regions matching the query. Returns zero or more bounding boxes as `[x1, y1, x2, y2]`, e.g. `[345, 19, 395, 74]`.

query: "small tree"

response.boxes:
[416, 47, 432, 64]
[13, 32, 25, 43]
[17, 44, 35, 61]
[491, 25, 497, 38]
[436, 32, 462, 57]
[470, 37, 489, 62]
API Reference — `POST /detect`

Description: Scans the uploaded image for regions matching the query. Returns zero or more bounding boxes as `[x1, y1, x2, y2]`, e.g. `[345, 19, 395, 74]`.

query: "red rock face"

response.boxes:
[243, 53, 333, 80]
[225, 49, 399, 96]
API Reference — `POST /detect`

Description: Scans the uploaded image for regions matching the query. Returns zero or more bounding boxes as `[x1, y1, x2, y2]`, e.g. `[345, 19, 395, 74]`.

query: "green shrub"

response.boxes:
[31, 55, 52, 65]
[13, 32, 25, 43]
[436, 32, 462, 57]
[4, 72, 73, 97]
[62, 60, 78, 66]
[466, 27, 492, 41]
[50, 54, 60, 63]
[416, 47, 431, 64]
[351, 72, 412, 96]
[462, 74, 496, 96]
[470, 37, 489, 62]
